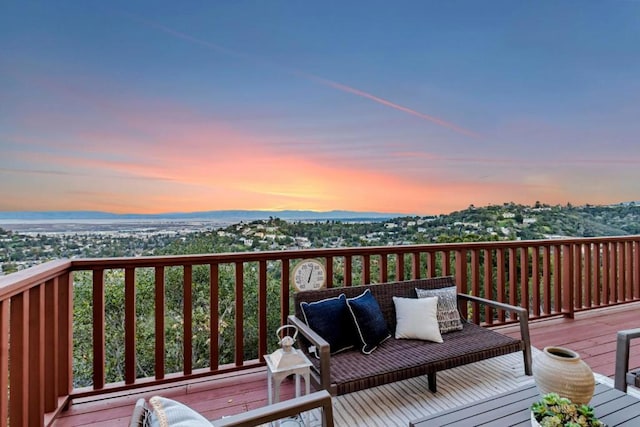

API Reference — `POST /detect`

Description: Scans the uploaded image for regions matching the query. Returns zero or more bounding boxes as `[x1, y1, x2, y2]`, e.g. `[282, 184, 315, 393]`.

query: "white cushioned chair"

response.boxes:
[129, 390, 334, 427]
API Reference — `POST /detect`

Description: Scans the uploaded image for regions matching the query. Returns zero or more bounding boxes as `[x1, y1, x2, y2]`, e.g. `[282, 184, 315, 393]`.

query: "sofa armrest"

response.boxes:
[288, 315, 332, 393]
[457, 293, 532, 375]
[211, 390, 334, 427]
[614, 328, 640, 392]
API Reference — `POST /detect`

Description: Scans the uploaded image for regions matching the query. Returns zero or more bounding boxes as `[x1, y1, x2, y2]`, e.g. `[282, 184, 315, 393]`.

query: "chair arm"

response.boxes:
[287, 315, 332, 393]
[614, 328, 640, 392]
[211, 390, 334, 427]
[457, 293, 532, 375]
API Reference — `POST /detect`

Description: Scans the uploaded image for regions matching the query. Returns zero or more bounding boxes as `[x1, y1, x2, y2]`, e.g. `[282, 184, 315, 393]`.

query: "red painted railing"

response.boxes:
[1, 236, 639, 426]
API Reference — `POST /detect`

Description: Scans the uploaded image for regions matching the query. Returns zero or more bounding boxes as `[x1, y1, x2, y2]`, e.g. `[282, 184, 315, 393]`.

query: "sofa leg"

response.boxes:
[428, 373, 437, 393]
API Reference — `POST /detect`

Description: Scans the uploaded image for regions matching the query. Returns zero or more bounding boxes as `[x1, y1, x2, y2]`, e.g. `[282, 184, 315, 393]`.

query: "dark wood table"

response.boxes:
[410, 383, 640, 426]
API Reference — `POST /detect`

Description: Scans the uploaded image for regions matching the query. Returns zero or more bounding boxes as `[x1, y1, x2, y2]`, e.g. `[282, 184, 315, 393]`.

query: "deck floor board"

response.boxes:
[53, 302, 640, 426]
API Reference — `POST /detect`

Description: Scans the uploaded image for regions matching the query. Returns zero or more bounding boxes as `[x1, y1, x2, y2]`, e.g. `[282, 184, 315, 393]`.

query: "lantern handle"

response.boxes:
[275, 325, 298, 345]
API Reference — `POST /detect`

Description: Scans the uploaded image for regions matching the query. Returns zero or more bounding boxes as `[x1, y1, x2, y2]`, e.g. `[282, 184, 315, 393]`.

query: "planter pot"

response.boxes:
[532, 346, 595, 404]
[531, 411, 541, 427]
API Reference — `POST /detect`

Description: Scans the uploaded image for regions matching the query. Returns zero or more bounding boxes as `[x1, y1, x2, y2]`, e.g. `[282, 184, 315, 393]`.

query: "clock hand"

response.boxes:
[308, 269, 313, 283]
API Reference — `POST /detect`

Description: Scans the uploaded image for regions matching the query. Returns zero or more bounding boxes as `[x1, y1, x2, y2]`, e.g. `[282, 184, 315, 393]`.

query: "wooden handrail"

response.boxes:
[0, 236, 639, 426]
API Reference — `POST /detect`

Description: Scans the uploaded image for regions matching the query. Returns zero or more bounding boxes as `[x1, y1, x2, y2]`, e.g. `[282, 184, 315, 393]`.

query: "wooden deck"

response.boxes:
[53, 302, 640, 427]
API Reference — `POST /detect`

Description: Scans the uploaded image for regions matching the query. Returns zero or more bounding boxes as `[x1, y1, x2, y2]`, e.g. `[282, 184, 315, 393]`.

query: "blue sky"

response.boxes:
[1, 1, 639, 214]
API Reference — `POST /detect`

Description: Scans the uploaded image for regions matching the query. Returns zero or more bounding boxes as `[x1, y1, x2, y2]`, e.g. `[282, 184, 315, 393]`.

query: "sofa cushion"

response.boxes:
[148, 396, 210, 427]
[347, 289, 390, 354]
[416, 286, 463, 333]
[300, 294, 354, 356]
[393, 296, 443, 342]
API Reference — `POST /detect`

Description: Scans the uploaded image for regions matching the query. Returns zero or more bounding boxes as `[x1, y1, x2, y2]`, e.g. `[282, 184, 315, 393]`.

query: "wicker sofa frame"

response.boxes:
[288, 276, 532, 396]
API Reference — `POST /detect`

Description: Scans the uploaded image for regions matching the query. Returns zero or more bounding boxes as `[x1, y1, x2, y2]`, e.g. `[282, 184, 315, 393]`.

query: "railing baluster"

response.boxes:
[234, 262, 244, 367]
[9, 292, 29, 426]
[553, 245, 562, 314]
[456, 249, 468, 319]
[345, 255, 353, 286]
[124, 268, 136, 384]
[396, 253, 405, 281]
[0, 300, 8, 426]
[470, 249, 480, 324]
[532, 247, 540, 317]
[0, 300, 8, 425]
[443, 250, 451, 276]
[508, 248, 517, 321]
[520, 248, 529, 312]
[92, 269, 105, 390]
[44, 278, 59, 412]
[483, 249, 493, 325]
[584, 244, 592, 308]
[496, 248, 506, 322]
[411, 251, 420, 280]
[632, 241, 640, 299]
[210, 263, 220, 370]
[363, 254, 371, 284]
[593, 243, 602, 306]
[561, 244, 574, 318]
[280, 260, 289, 328]
[326, 256, 334, 287]
[625, 241, 633, 300]
[29, 285, 45, 426]
[155, 266, 165, 380]
[380, 253, 388, 283]
[58, 272, 73, 398]
[573, 244, 582, 309]
[543, 245, 552, 315]
[183, 265, 193, 375]
[258, 260, 267, 360]
[618, 242, 626, 301]
[609, 243, 617, 302]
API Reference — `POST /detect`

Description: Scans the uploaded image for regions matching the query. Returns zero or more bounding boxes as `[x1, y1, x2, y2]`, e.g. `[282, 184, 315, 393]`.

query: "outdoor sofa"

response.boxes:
[288, 275, 532, 396]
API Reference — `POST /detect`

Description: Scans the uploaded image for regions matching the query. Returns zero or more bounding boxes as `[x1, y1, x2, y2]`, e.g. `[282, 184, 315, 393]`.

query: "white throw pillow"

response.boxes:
[392, 296, 443, 343]
[149, 396, 212, 427]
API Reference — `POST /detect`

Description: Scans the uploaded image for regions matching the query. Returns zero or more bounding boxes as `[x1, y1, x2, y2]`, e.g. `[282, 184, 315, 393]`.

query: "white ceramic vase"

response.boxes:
[530, 411, 541, 427]
[532, 346, 595, 405]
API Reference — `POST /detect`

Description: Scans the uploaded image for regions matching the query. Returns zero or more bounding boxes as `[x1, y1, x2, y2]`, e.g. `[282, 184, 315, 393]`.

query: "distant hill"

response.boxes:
[0, 209, 403, 222]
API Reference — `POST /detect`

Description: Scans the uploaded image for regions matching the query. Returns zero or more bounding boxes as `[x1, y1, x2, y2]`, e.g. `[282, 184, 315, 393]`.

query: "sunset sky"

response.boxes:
[1, 1, 639, 215]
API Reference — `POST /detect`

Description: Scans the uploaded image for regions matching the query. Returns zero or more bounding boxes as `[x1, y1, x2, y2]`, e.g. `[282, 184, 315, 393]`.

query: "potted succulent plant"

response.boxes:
[530, 393, 605, 427]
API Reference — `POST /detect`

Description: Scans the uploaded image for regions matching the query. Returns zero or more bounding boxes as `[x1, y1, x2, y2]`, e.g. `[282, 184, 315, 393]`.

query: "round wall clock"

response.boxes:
[291, 259, 326, 291]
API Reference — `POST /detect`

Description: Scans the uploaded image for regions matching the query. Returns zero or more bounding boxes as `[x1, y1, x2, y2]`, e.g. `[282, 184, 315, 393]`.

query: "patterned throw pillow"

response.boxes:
[415, 286, 464, 333]
[300, 294, 355, 357]
[346, 289, 391, 354]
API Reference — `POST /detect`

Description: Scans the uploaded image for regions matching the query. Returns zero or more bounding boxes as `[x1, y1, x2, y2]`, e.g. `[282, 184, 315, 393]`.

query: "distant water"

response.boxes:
[0, 219, 231, 235]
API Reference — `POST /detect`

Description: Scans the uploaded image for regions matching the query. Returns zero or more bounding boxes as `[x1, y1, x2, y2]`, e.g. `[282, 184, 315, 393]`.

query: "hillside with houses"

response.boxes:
[1, 202, 639, 275]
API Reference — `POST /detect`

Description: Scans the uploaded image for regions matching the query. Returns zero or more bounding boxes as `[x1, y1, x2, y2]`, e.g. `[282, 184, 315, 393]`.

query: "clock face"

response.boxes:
[292, 259, 326, 291]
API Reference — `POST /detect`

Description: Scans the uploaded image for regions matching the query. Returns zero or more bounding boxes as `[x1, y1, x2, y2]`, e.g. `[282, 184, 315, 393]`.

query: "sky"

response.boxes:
[1, 1, 639, 215]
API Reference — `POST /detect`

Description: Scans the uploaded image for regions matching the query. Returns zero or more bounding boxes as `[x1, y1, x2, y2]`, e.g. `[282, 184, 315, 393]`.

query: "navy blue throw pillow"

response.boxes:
[300, 294, 354, 357]
[347, 289, 391, 354]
